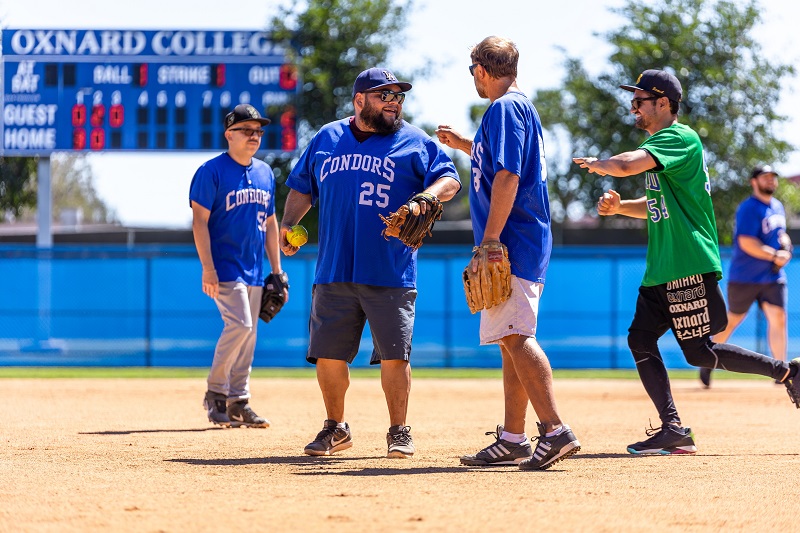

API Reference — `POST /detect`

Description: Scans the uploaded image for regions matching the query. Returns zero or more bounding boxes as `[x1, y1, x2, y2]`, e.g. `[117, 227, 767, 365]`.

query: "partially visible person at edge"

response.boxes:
[573, 69, 800, 455]
[190, 103, 286, 429]
[436, 36, 581, 471]
[700, 165, 792, 387]
[281, 67, 461, 459]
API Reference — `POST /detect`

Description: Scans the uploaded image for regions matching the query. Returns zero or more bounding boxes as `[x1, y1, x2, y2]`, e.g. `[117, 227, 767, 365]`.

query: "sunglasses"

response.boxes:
[364, 89, 406, 104]
[630, 96, 662, 110]
[229, 127, 265, 137]
[469, 63, 480, 76]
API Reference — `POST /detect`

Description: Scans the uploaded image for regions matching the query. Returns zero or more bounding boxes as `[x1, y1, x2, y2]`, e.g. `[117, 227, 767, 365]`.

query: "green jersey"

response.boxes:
[638, 123, 722, 286]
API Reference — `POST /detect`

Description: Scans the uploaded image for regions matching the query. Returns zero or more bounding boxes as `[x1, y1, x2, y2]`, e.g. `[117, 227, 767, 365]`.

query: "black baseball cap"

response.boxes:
[224, 104, 270, 130]
[352, 67, 412, 97]
[750, 165, 779, 179]
[620, 69, 682, 102]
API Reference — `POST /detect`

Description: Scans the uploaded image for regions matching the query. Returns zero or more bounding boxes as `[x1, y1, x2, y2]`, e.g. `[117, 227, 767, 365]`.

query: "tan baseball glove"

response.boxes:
[462, 241, 512, 314]
[379, 192, 443, 249]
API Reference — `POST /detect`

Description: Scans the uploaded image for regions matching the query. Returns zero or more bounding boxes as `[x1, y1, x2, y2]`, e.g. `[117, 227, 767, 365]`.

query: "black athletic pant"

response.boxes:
[627, 273, 789, 427]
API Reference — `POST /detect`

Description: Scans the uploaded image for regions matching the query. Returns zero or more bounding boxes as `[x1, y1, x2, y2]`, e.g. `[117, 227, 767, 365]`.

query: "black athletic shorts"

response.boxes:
[629, 272, 728, 348]
[307, 282, 416, 365]
[726, 281, 787, 314]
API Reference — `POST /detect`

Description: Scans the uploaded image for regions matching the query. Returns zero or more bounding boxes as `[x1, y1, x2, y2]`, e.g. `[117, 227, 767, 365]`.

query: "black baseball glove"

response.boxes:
[379, 192, 443, 249]
[259, 271, 289, 323]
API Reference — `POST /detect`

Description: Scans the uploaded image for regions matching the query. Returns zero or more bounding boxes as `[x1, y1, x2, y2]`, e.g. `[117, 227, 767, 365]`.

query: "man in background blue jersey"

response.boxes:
[190, 104, 286, 428]
[281, 68, 461, 459]
[436, 36, 580, 470]
[700, 165, 792, 387]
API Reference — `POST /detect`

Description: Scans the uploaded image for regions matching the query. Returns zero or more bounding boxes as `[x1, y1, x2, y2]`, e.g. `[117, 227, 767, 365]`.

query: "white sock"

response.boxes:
[500, 431, 527, 444]
[545, 425, 565, 438]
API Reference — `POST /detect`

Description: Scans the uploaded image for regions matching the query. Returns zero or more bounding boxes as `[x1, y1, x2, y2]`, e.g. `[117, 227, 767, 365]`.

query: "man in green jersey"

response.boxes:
[573, 69, 800, 455]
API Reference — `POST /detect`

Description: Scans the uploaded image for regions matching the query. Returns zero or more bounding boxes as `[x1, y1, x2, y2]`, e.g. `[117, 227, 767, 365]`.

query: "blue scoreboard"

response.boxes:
[1, 29, 299, 155]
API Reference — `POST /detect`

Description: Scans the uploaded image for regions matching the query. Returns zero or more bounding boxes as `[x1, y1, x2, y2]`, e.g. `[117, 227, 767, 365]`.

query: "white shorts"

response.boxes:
[479, 276, 542, 345]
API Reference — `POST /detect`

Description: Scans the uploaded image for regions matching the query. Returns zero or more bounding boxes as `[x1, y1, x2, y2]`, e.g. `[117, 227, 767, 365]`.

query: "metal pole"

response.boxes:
[144, 255, 153, 367]
[36, 157, 53, 248]
[610, 256, 619, 369]
[444, 256, 452, 368]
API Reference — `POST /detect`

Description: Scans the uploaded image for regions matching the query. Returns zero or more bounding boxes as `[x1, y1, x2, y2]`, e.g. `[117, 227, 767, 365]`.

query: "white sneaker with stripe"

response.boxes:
[460, 425, 533, 466]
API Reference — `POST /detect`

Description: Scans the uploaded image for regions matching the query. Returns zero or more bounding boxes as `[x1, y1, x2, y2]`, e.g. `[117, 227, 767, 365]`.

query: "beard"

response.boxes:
[757, 183, 776, 196]
[360, 99, 403, 134]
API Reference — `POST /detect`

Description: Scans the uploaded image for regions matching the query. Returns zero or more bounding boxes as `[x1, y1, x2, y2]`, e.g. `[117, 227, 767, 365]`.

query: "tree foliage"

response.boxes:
[535, 0, 795, 241]
[264, 0, 414, 237]
[0, 155, 116, 225]
[0, 157, 37, 219]
[51, 154, 117, 225]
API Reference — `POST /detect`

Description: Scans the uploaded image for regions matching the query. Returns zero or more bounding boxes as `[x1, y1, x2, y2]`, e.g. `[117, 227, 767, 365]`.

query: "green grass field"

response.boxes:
[0, 366, 763, 380]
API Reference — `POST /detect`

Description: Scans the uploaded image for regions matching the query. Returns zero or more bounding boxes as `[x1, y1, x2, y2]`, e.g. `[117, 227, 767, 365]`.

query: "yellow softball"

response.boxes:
[287, 225, 308, 247]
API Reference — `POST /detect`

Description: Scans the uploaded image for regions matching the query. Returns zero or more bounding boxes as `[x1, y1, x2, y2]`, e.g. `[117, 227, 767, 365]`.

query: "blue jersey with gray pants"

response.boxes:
[189, 152, 276, 403]
[208, 281, 263, 401]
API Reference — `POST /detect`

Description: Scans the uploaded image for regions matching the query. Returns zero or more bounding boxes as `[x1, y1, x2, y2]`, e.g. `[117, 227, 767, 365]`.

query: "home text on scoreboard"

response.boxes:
[1, 29, 299, 155]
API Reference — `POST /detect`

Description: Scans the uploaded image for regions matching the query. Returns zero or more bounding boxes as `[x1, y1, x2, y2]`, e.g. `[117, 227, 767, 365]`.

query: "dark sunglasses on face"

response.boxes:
[229, 127, 265, 137]
[630, 96, 662, 110]
[365, 89, 406, 104]
[469, 63, 480, 76]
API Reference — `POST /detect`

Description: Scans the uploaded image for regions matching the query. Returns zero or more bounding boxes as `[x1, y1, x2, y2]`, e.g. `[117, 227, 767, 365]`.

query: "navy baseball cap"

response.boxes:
[620, 69, 682, 102]
[224, 104, 270, 130]
[750, 165, 779, 179]
[352, 68, 412, 97]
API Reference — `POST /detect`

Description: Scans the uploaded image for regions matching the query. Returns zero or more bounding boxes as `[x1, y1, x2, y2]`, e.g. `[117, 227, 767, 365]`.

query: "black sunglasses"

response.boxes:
[630, 96, 663, 110]
[228, 127, 265, 137]
[469, 63, 480, 76]
[364, 89, 405, 104]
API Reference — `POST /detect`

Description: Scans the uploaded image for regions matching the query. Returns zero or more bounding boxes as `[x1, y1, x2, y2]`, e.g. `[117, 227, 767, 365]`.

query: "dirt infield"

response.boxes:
[1, 376, 797, 532]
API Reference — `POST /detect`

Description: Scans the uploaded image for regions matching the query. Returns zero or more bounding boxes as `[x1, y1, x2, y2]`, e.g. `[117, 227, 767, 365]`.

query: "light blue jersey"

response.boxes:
[287, 118, 459, 287]
[189, 152, 276, 285]
[470, 91, 551, 283]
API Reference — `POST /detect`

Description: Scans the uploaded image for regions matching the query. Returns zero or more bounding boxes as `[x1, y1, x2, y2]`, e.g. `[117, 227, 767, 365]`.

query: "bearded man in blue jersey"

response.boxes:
[281, 68, 461, 459]
[437, 36, 580, 470]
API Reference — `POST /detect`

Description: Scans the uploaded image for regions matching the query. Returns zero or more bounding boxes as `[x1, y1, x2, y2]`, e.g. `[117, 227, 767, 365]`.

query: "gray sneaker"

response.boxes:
[387, 425, 415, 458]
[203, 391, 231, 428]
[519, 423, 581, 470]
[785, 358, 800, 408]
[304, 420, 353, 456]
[460, 425, 533, 466]
[227, 400, 270, 428]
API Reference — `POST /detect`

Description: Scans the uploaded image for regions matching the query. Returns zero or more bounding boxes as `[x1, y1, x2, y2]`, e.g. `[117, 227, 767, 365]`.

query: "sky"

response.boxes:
[1, 0, 798, 228]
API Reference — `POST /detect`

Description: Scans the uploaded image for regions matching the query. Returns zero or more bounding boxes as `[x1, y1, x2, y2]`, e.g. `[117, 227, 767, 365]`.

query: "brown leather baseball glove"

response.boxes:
[379, 192, 443, 249]
[463, 241, 512, 314]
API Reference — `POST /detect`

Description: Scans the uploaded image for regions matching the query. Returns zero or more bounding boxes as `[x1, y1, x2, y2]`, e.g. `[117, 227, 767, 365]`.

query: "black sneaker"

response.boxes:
[203, 391, 231, 427]
[785, 358, 800, 408]
[460, 425, 532, 466]
[518, 423, 581, 471]
[304, 420, 353, 456]
[387, 425, 415, 458]
[227, 400, 270, 428]
[627, 423, 697, 455]
[699, 367, 712, 388]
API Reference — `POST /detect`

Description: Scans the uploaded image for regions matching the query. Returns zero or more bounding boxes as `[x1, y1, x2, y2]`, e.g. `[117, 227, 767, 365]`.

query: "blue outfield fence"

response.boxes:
[0, 244, 796, 369]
